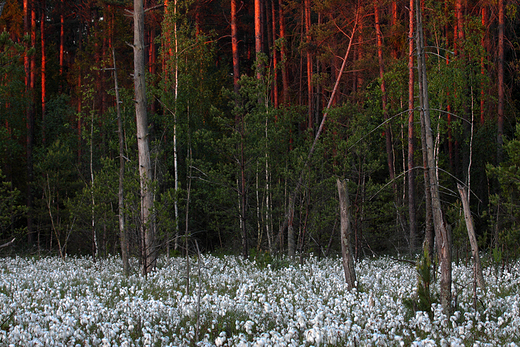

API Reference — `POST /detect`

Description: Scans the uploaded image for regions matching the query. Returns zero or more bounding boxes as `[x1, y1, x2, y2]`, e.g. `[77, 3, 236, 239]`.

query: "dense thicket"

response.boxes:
[0, 0, 519, 262]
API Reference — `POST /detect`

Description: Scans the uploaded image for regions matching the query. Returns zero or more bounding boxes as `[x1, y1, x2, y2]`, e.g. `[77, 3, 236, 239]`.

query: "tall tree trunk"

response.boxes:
[24, 0, 34, 246]
[271, 0, 279, 108]
[134, 0, 155, 275]
[416, 0, 452, 314]
[231, 0, 239, 96]
[480, 5, 488, 125]
[497, 0, 504, 162]
[408, 0, 417, 254]
[337, 179, 356, 290]
[113, 49, 129, 276]
[375, 2, 396, 191]
[41, 0, 46, 144]
[255, 0, 262, 80]
[279, 0, 288, 105]
[59, 0, 64, 77]
[304, 0, 312, 129]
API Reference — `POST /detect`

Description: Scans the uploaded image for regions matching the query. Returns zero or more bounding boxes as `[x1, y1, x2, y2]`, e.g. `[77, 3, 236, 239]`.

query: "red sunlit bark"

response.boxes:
[497, 0, 504, 161]
[271, 0, 278, 108]
[480, 5, 488, 125]
[304, 0, 312, 129]
[374, 2, 396, 187]
[24, 0, 34, 245]
[231, 0, 239, 96]
[279, 0, 288, 105]
[59, 0, 64, 77]
[255, 0, 261, 80]
[41, 0, 46, 144]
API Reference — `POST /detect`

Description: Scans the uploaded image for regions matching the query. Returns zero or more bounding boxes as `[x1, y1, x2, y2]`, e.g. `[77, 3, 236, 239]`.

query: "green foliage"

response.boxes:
[404, 248, 438, 320]
[0, 169, 27, 239]
[487, 124, 520, 259]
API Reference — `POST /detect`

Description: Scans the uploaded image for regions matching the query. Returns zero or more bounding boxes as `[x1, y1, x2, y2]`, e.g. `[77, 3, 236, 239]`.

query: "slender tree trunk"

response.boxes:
[271, 0, 278, 108]
[41, 0, 46, 144]
[480, 5, 488, 125]
[255, 0, 262, 80]
[279, 0, 288, 105]
[134, 0, 155, 275]
[24, 0, 34, 246]
[90, 101, 98, 260]
[416, 0, 452, 314]
[59, 0, 64, 77]
[408, 0, 417, 253]
[375, 2, 396, 192]
[231, 0, 239, 96]
[304, 0, 312, 129]
[113, 49, 129, 276]
[457, 183, 485, 289]
[497, 0, 504, 162]
[337, 179, 356, 290]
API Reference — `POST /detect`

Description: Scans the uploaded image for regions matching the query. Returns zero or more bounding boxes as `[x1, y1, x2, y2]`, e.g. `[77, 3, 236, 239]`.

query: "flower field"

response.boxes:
[0, 254, 519, 346]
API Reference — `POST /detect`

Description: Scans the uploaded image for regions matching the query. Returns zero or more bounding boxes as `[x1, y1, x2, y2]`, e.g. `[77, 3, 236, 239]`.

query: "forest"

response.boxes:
[0, 0, 519, 275]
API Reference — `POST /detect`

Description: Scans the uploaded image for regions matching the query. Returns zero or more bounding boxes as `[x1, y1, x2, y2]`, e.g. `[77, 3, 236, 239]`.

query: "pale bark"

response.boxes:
[416, 0, 451, 314]
[457, 184, 485, 289]
[337, 179, 356, 290]
[113, 49, 129, 276]
[134, 0, 155, 275]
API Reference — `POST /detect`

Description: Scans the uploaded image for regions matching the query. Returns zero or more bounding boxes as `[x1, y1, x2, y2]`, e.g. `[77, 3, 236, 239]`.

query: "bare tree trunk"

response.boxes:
[408, 0, 417, 254]
[304, 0, 313, 129]
[134, 0, 155, 275]
[255, 0, 262, 80]
[41, 0, 46, 144]
[337, 179, 356, 290]
[279, 0, 288, 105]
[90, 101, 98, 260]
[113, 49, 129, 276]
[59, 0, 64, 77]
[497, 0, 504, 162]
[457, 183, 485, 289]
[231, 0, 239, 96]
[24, 0, 35, 246]
[416, 0, 451, 314]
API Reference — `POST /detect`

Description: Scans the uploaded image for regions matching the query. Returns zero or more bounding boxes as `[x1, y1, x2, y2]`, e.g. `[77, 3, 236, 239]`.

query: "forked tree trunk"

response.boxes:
[416, 0, 452, 314]
[457, 183, 485, 289]
[337, 179, 356, 290]
[134, 0, 155, 275]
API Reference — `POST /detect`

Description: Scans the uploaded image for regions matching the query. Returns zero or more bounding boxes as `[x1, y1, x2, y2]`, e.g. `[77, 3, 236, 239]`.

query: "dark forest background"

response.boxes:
[1, 0, 519, 263]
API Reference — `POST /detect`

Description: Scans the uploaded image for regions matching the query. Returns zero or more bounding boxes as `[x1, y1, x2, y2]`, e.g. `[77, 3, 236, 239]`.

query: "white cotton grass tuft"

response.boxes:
[0, 254, 518, 346]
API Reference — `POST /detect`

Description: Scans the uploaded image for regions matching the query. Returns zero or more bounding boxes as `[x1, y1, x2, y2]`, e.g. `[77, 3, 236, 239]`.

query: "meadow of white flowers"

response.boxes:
[0, 254, 518, 346]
